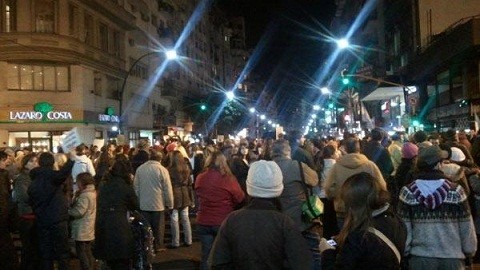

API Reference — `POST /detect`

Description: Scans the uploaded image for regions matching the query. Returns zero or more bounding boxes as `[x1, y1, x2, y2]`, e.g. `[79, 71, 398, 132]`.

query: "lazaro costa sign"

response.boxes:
[9, 102, 73, 121]
[10, 111, 73, 120]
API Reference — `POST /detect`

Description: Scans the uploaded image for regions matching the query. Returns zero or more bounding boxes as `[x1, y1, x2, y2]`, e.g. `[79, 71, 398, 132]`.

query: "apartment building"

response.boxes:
[0, 0, 246, 150]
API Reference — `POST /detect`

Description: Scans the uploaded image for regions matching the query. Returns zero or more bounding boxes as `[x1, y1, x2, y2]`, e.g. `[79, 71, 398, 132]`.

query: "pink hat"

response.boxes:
[402, 142, 419, 159]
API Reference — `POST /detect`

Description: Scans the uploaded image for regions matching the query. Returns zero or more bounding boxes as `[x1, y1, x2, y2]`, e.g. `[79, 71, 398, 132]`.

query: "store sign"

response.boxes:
[98, 114, 120, 123]
[9, 111, 73, 120]
[8, 102, 74, 122]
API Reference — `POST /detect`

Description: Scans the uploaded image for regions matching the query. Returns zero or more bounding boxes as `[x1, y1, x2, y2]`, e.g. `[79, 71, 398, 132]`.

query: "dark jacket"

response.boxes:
[229, 156, 249, 194]
[362, 141, 394, 179]
[131, 150, 150, 173]
[394, 158, 416, 189]
[94, 175, 139, 260]
[208, 198, 313, 270]
[291, 144, 316, 170]
[28, 160, 74, 227]
[0, 169, 10, 230]
[322, 206, 407, 270]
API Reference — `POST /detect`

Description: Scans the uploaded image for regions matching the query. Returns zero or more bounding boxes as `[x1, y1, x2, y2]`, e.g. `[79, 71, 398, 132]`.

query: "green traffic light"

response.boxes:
[328, 103, 334, 109]
[342, 78, 350, 85]
[200, 104, 206, 111]
[412, 120, 420, 127]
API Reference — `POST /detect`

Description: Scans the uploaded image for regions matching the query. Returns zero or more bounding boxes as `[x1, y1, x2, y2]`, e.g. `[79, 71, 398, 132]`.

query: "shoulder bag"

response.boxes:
[298, 161, 324, 222]
[368, 227, 401, 264]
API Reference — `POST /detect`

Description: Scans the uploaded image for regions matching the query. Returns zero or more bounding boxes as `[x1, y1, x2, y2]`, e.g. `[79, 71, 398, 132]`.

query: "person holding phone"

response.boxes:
[320, 172, 407, 269]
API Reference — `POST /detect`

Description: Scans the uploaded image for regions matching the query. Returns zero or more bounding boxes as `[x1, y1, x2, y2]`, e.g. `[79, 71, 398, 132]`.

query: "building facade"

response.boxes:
[331, 0, 480, 132]
[0, 0, 246, 151]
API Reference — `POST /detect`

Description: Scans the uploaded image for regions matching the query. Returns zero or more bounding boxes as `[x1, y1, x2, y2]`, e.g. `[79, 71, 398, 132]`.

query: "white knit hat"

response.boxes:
[246, 160, 284, 198]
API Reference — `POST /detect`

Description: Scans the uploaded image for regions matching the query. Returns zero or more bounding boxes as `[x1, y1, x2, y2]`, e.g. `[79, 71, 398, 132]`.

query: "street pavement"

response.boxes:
[13, 215, 203, 270]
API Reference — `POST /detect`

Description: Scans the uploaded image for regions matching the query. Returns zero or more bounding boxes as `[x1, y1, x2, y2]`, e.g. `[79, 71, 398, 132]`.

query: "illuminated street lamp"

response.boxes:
[336, 38, 349, 50]
[226, 91, 235, 101]
[165, 49, 178, 60]
[119, 49, 178, 134]
[249, 107, 256, 113]
[313, 105, 321, 111]
[320, 87, 331, 95]
[260, 114, 266, 120]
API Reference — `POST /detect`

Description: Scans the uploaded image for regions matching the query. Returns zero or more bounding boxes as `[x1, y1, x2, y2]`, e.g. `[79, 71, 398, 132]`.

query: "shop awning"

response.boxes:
[361, 86, 407, 101]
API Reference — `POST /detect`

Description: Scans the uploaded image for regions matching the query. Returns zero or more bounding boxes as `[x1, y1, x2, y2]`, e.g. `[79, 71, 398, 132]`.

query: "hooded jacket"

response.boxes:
[398, 170, 477, 259]
[325, 153, 386, 215]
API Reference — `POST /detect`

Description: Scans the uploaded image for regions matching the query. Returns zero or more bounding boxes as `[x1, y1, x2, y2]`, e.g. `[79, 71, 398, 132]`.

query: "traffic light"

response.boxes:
[341, 69, 350, 85]
[200, 104, 207, 111]
[328, 102, 334, 109]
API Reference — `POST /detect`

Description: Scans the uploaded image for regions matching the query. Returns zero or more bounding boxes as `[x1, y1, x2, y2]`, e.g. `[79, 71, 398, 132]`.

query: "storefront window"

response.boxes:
[8, 64, 70, 91]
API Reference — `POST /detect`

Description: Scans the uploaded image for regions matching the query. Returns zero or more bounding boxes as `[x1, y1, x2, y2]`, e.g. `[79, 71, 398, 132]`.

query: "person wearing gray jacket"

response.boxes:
[133, 149, 174, 252]
[271, 139, 321, 269]
[69, 172, 96, 270]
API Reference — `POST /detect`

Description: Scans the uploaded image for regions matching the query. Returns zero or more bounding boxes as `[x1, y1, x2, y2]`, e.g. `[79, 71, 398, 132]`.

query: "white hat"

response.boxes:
[246, 160, 284, 198]
[450, 147, 466, 162]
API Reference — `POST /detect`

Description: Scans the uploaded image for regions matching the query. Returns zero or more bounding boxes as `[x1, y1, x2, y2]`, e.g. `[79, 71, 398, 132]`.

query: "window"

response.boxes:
[3, 0, 16, 32]
[68, 4, 79, 38]
[131, 94, 149, 114]
[130, 58, 148, 79]
[151, 15, 158, 27]
[112, 31, 121, 56]
[106, 75, 120, 99]
[99, 23, 108, 51]
[7, 64, 70, 91]
[35, 0, 56, 33]
[84, 13, 94, 46]
[93, 71, 102, 96]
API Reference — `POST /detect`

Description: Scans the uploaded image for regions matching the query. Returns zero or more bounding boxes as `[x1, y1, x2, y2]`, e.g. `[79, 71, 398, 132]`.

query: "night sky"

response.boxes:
[218, 0, 337, 126]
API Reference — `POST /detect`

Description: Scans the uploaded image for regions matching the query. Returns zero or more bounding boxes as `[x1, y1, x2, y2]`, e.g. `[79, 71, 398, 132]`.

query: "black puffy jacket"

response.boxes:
[28, 160, 74, 227]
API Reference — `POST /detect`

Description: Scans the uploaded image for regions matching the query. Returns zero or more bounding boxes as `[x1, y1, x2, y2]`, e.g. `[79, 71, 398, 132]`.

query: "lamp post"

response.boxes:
[118, 49, 177, 134]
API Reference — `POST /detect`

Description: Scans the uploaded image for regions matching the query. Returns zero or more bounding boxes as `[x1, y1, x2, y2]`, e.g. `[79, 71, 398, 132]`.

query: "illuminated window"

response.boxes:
[8, 64, 70, 91]
[4, 0, 16, 32]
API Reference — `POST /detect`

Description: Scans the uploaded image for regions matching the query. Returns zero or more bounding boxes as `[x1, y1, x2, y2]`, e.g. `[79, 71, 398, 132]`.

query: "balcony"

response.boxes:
[403, 17, 480, 80]
[0, 33, 126, 77]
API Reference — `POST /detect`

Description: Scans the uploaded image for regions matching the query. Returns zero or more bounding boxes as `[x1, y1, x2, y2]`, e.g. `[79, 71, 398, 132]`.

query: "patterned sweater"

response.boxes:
[397, 170, 477, 259]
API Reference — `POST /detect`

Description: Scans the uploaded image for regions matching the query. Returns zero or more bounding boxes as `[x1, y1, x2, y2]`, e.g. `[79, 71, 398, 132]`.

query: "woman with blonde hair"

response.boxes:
[167, 150, 193, 248]
[320, 172, 407, 269]
[195, 151, 245, 270]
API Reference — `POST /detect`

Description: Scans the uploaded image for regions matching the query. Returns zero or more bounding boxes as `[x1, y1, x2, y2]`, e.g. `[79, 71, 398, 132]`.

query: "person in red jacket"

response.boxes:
[195, 150, 245, 270]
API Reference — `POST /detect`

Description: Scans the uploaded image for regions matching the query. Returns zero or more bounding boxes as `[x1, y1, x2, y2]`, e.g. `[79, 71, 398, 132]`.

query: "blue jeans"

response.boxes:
[197, 225, 220, 270]
[141, 210, 166, 250]
[170, 207, 192, 247]
[303, 227, 322, 270]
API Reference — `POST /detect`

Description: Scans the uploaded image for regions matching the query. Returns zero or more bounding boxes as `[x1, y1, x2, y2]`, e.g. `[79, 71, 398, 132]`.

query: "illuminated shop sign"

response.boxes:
[98, 106, 119, 123]
[10, 111, 73, 120]
[9, 102, 73, 121]
[98, 114, 119, 123]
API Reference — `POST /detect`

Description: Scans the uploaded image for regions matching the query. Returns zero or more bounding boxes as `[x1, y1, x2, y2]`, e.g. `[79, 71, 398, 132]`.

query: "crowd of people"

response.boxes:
[0, 127, 479, 269]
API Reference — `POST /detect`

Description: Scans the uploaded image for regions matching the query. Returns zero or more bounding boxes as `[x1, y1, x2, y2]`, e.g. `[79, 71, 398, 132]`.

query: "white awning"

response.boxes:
[361, 86, 406, 101]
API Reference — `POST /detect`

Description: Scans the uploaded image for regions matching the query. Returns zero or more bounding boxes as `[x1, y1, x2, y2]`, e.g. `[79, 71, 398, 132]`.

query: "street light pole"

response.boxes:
[118, 50, 177, 134]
